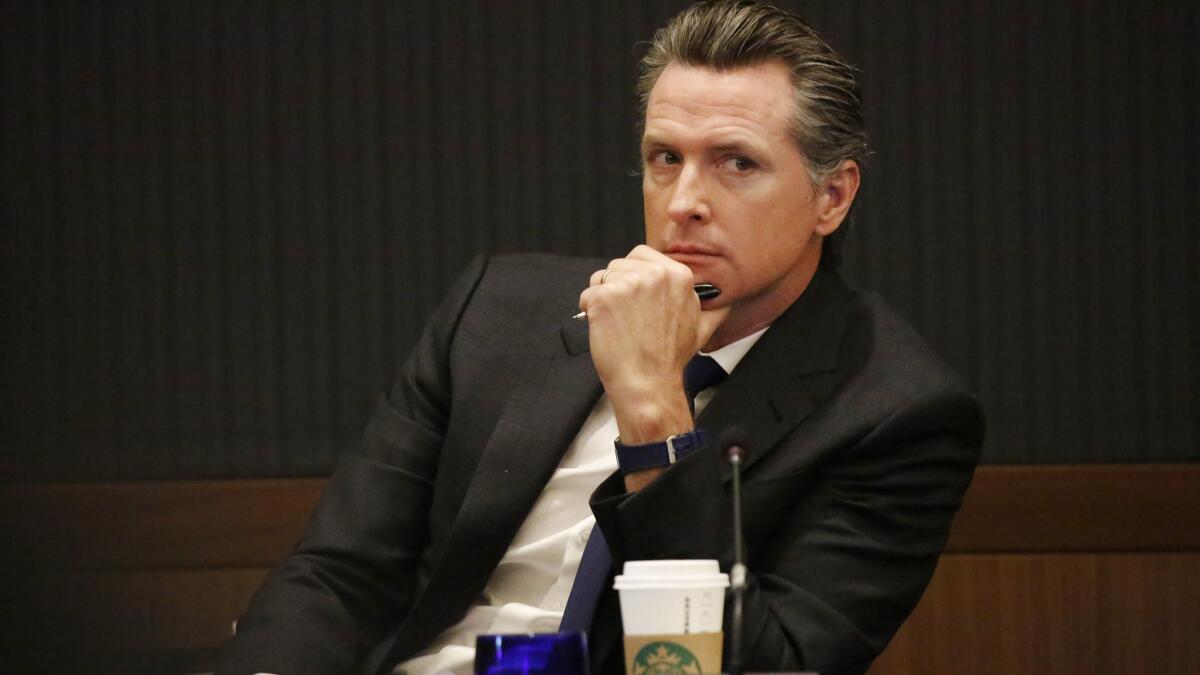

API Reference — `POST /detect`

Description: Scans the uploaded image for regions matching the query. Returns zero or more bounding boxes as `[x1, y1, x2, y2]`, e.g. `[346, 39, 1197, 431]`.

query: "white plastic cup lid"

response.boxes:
[621, 560, 721, 577]
[613, 559, 729, 590]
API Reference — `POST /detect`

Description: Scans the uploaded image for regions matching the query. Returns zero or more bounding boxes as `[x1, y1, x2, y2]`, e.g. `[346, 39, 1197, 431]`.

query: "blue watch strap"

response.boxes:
[615, 429, 709, 474]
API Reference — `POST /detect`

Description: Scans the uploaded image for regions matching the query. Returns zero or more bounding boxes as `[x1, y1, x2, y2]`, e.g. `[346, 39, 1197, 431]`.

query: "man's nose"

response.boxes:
[666, 165, 711, 225]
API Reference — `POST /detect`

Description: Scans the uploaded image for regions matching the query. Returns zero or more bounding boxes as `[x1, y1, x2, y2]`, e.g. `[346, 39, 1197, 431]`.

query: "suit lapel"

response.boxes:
[375, 316, 600, 673]
[437, 329, 599, 576]
[697, 268, 853, 480]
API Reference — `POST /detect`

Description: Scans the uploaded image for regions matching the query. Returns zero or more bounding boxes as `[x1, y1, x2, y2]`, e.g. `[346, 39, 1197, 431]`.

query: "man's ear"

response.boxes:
[814, 159, 861, 236]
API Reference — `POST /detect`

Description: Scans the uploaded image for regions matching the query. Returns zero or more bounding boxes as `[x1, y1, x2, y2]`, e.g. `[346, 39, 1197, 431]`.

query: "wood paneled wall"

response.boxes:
[871, 553, 1199, 674]
[868, 465, 1200, 674]
[3, 464, 1198, 674]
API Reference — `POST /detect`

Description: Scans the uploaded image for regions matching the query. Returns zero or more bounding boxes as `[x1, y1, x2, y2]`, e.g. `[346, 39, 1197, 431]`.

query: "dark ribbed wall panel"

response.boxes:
[2, 1, 1196, 481]
[842, 1, 1200, 463]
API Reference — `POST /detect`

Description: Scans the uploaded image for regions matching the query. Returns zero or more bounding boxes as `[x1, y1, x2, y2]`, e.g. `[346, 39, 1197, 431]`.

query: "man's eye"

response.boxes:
[726, 156, 757, 172]
[651, 151, 681, 165]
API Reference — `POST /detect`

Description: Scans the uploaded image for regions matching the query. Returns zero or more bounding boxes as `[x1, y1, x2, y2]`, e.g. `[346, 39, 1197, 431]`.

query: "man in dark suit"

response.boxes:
[218, 3, 983, 674]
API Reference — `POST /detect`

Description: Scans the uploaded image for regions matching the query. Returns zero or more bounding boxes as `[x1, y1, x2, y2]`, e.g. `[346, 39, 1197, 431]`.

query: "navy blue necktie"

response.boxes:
[558, 355, 727, 633]
[683, 353, 728, 414]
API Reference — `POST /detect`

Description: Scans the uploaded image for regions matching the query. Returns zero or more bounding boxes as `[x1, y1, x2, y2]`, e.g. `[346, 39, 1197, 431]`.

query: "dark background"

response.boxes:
[2, 0, 1197, 482]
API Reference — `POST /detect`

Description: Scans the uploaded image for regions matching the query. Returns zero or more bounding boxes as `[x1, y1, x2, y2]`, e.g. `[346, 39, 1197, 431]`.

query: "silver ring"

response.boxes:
[600, 269, 613, 284]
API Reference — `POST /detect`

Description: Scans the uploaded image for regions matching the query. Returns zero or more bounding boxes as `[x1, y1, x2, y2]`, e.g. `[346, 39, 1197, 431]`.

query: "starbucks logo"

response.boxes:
[631, 641, 702, 675]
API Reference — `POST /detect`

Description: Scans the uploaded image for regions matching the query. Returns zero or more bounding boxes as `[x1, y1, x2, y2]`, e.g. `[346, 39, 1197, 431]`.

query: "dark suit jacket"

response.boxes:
[217, 253, 984, 675]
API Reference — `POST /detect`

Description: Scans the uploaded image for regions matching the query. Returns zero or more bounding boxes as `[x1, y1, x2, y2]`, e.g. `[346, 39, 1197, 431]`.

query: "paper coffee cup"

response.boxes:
[614, 560, 729, 674]
[613, 559, 729, 635]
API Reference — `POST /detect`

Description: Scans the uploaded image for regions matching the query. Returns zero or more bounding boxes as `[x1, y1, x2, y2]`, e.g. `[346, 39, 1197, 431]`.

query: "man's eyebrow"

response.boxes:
[640, 135, 767, 156]
[710, 141, 755, 155]
[708, 135, 774, 156]
[640, 134, 673, 151]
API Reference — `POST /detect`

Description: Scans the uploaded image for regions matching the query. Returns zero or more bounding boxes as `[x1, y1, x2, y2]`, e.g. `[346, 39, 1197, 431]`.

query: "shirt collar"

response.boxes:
[700, 326, 770, 375]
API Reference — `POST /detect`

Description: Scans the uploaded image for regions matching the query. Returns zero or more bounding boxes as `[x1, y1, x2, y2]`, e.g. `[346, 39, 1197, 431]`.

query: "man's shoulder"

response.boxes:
[744, 268, 978, 421]
[845, 290, 970, 396]
[470, 253, 604, 305]
[830, 286, 984, 443]
[766, 268, 966, 392]
[446, 253, 605, 338]
[483, 253, 606, 284]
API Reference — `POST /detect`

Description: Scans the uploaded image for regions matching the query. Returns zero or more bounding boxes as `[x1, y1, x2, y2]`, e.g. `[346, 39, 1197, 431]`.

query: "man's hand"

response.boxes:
[579, 246, 729, 490]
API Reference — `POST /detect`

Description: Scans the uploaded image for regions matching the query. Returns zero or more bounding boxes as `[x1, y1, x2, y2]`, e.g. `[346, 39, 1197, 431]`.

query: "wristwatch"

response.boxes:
[614, 429, 709, 474]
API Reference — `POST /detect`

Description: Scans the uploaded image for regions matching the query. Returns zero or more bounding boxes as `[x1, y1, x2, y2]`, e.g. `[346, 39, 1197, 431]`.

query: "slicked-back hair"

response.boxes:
[638, 0, 868, 268]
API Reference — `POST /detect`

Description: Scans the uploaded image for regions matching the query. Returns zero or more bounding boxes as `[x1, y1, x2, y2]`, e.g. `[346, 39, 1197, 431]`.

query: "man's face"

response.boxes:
[642, 61, 837, 334]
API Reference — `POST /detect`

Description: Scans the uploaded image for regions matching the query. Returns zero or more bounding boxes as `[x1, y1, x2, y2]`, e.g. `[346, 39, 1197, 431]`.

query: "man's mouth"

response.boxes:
[664, 244, 721, 265]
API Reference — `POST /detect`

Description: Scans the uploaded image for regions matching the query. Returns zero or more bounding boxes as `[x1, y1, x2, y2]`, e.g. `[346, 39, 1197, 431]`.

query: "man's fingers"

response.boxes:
[592, 244, 696, 285]
[578, 285, 607, 318]
[626, 244, 670, 262]
[589, 255, 683, 290]
[588, 256, 648, 287]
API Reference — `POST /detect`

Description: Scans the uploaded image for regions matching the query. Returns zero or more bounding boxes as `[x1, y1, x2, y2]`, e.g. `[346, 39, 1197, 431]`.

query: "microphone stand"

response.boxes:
[727, 445, 747, 675]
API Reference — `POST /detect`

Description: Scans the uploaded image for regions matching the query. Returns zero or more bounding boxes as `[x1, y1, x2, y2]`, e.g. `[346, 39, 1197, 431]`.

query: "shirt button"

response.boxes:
[579, 529, 590, 545]
[547, 599, 563, 611]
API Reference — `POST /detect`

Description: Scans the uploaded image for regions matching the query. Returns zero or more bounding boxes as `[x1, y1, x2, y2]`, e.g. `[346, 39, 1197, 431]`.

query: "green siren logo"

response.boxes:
[631, 641, 703, 675]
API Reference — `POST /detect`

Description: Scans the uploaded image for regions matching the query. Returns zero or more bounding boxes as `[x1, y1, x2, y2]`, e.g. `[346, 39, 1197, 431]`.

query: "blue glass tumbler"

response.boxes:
[474, 632, 590, 675]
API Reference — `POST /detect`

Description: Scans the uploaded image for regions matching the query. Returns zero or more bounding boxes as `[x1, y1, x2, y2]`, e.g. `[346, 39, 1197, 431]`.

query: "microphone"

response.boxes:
[717, 426, 749, 675]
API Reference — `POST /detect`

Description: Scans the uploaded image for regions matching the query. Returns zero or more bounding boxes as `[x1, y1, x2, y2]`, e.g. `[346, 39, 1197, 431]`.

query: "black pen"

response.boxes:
[572, 283, 721, 319]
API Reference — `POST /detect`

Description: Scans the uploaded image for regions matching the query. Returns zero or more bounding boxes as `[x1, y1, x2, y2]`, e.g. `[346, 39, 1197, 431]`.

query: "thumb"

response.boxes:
[696, 305, 732, 350]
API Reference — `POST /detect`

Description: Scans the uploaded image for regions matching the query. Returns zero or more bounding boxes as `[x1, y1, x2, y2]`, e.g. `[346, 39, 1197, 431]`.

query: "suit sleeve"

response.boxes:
[215, 255, 490, 675]
[590, 387, 984, 675]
